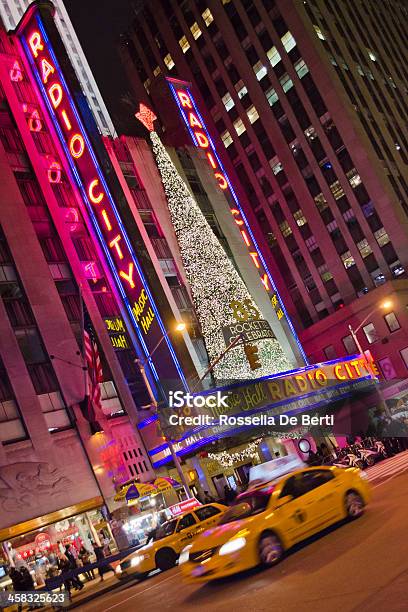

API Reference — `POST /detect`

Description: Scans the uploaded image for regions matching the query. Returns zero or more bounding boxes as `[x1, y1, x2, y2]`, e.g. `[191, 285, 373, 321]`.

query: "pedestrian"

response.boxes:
[223, 485, 236, 505]
[9, 567, 25, 612]
[57, 553, 73, 599]
[64, 545, 83, 591]
[79, 545, 94, 581]
[203, 490, 215, 503]
[91, 541, 106, 581]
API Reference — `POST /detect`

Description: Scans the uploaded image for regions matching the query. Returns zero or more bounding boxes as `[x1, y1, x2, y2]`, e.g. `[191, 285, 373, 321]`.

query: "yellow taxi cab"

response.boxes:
[115, 502, 227, 580]
[180, 465, 371, 582]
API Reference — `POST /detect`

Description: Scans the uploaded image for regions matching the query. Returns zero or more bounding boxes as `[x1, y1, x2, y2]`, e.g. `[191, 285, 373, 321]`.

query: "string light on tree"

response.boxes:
[208, 439, 263, 468]
[135, 105, 290, 381]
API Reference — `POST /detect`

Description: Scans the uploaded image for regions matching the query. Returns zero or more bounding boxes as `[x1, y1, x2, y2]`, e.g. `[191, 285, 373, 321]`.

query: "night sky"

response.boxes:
[64, 0, 143, 135]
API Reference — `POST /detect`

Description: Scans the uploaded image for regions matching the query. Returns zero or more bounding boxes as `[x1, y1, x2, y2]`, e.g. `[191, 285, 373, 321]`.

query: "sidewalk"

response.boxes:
[44, 571, 137, 610]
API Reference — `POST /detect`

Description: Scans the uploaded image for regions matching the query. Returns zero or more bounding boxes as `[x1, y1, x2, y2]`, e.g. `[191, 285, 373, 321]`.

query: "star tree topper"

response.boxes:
[135, 103, 157, 132]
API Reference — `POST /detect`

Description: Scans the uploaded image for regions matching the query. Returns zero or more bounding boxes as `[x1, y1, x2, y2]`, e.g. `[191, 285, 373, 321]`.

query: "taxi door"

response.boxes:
[175, 513, 200, 551]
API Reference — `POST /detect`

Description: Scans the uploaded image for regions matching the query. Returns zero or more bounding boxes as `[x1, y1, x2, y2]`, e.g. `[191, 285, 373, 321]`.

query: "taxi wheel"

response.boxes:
[259, 532, 283, 567]
[345, 490, 365, 519]
[155, 548, 177, 571]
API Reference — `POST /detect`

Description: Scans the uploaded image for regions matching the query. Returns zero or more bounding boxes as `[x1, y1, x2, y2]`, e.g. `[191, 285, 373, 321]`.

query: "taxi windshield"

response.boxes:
[154, 518, 178, 540]
[219, 491, 271, 524]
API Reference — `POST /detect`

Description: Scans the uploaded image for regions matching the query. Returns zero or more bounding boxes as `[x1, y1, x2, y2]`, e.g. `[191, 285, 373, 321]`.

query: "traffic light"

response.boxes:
[244, 343, 261, 370]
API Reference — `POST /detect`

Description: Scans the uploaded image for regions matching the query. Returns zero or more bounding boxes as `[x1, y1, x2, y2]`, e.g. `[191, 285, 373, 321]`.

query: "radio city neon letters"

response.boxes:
[22, 24, 155, 327]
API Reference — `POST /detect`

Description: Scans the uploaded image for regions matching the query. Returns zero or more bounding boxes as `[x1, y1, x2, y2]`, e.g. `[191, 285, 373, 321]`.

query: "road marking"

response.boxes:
[366, 451, 408, 483]
[101, 573, 178, 611]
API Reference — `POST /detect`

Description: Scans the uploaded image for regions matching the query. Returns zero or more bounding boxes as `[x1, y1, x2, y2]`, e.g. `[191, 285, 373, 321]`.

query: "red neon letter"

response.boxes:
[195, 132, 209, 148]
[101, 209, 112, 231]
[231, 209, 244, 226]
[88, 179, 104, 204]
[28, 110, 42, 132]
[241, 230, 251, 246]
[109, 235, 124, 259]
[188, 112, 202, 128]
[48, 83, 62, 108]
[41, 59, 55, 84]
[120, 263, 135, 289]
[61, 110, 71, 130]
[177, 91, 192, 108]
[214, 172, 228, 189]
[261, 274, 270, 291]
[28, 32, 43, 58]
[70, 134, 85, 159]
[207, 152, 217, 169]
[249, 251, 260, 268]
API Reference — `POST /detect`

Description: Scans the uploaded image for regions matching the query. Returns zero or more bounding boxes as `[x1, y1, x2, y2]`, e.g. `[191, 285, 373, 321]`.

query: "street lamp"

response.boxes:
[134, 321, 193, 499]
[348, 299, 393, 355]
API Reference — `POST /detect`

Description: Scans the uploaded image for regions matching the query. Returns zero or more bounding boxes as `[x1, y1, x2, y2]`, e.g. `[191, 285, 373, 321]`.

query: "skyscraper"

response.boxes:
[119, 0, 408, 384]
[0, 0, 116, 135]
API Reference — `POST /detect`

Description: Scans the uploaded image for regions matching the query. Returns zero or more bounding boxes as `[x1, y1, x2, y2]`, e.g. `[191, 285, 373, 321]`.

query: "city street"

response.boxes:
[80, 456, 408, 612]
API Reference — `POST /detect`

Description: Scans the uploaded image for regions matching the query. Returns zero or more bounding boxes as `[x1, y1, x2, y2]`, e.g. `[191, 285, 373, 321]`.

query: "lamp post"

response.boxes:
[134, 322, 192, 499]
[348, 299, 393, 356]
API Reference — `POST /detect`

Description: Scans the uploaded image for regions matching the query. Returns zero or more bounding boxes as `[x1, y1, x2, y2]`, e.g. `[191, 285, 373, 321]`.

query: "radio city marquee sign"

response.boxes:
[167, 78, 307, 363]
[154, 356, 379, 459]
[17, 6, 185, 386]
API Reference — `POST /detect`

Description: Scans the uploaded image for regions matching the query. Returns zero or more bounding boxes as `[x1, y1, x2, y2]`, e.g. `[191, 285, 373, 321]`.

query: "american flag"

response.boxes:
[80, 325, 104, 432]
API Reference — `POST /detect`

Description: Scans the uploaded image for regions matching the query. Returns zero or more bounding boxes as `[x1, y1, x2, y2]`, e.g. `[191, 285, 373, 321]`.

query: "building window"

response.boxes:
[202, 8, 214, 26]
[281, 31, 296, 53]
[153, 65, 161, 77]
[378, 357, 397, 380]
[234, 80, 248, 98]
[265, 86, 279, 106]
[314, 193, 328, 211]
[164, 53, 175, 70]
[190, 22, 202, 39]
[313, 25, 326, 40]
[221, 130, 233, 148]
[342, 334, 357, 354]
[305, 236, 318, 252]
[341, 251, 356, 268]
[330, 181, 345, 200]
[279, 220, 292, 237]
[271, 160, 283, 174]
[253, 61, 267, 81]
[267, 46, 281, 67]
[324, 345, 337, 360]
[374, 227, 390, 246]
[367, 48, 377, 61]
[179, 36, 190, 53]
[357, 239, 373, 258]
[233, 117, 246, 136]
[279, 73, 294, 92]
[222, 92, 235, 111]
[384, 312, 400, 332]
[294, 59, 309, 79]
[363, 323, 378, 344]
[293, 209, 307, 226]
[246, 105, 259, 124]
[347, 168, 362, 188]
[400, 347, 408, 368]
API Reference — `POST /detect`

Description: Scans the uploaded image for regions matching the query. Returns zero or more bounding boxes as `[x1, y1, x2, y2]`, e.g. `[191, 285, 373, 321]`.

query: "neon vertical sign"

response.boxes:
[17, 7, 187, 391]
[167, 78, 307, 363]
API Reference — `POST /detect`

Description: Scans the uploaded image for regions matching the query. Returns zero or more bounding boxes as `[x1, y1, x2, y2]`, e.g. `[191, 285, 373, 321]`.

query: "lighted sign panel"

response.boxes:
[16, 7, 187, 392]
[167, 78, 307, 364]
[144, 354, 379, 467]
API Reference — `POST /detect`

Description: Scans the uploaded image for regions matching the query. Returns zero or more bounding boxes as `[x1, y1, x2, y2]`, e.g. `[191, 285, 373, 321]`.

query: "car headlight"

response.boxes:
[115, 565, 122, 574]
[179, 545, 192, 565]
[131, 555, 144, 567]
[219, 537, 247, 556]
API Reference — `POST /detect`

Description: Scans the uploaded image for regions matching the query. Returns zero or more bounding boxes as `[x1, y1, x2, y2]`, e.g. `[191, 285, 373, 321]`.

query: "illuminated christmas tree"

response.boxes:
[136, 105, 290, 381]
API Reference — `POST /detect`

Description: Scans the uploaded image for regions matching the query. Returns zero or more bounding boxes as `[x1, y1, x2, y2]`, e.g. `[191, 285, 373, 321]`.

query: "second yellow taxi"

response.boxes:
[115, 502, 226, 580]
[180, 465, 371, 582]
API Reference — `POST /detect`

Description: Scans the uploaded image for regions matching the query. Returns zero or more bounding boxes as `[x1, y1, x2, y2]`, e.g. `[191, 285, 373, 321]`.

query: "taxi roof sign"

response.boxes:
[248, 455, 306, 486]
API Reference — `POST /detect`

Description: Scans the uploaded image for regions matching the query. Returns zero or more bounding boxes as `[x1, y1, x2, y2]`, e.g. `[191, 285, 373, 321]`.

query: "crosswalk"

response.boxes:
[364, 450, 408, 484]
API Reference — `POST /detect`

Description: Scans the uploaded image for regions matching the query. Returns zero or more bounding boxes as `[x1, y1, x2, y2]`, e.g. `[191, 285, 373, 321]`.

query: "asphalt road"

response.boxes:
[81, 470, 408, 612]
